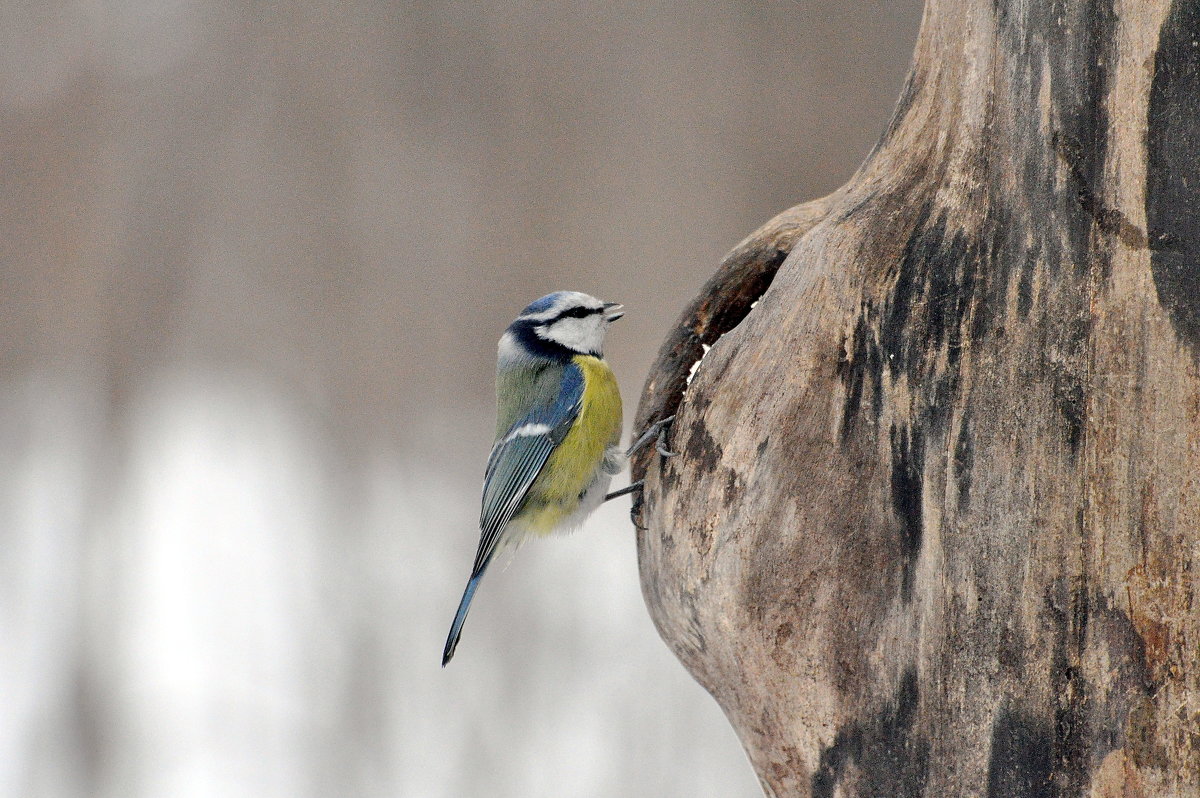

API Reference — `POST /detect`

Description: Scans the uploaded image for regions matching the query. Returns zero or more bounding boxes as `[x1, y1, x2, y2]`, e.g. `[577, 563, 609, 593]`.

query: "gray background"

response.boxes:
[1, 2, 921, 795]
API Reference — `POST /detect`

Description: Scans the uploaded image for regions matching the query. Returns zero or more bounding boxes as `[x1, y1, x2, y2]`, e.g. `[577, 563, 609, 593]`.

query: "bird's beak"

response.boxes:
[603, 302, 624, 322]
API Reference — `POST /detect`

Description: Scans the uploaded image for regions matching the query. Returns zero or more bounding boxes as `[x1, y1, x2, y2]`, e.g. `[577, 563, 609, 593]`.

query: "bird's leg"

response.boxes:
[604, 481, 643, 501]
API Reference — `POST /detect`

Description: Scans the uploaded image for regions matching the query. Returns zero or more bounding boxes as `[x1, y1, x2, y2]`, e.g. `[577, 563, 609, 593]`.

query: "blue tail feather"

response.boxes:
[442, 573, 483, 666]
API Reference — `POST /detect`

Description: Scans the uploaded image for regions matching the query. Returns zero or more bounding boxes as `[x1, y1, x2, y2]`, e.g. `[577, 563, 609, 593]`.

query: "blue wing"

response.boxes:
[473, 364, 584, 573]
[443, 364, 584, 665]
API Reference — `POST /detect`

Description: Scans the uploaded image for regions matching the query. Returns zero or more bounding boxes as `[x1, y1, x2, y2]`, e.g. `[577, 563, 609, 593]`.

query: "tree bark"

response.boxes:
[632, 1, 1200, 795]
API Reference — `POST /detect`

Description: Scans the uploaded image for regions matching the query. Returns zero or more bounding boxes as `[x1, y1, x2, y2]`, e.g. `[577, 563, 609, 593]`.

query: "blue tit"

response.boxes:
[442, 291, 626, 666]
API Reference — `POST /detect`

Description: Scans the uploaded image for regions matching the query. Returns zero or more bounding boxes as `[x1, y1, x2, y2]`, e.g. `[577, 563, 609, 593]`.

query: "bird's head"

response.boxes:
[503, 291, 623, 360]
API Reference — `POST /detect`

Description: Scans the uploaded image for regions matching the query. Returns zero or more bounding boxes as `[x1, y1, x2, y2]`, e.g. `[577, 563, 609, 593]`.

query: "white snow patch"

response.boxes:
[684, 343, 712, 389]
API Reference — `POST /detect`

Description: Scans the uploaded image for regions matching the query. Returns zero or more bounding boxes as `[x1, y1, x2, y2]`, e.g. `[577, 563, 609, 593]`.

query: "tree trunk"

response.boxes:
[631, 1, 1200, 795]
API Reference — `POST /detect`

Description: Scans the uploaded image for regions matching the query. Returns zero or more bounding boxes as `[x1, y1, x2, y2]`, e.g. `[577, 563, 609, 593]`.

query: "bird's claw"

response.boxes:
[654, 415, 677, 457]
[655, 425, 678, 457]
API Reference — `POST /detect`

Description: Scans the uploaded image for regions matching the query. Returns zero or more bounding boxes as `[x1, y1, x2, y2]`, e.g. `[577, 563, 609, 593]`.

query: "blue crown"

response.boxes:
[520, 292, 570, 316]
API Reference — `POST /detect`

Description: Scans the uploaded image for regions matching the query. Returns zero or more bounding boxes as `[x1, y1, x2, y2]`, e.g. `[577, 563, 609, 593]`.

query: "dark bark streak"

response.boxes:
[812, 669, 929, 798]
[1054, 134, 1148, 251]
[952, 408, 973, 509]
[1047, 579, 1095, 797]
[986, 710, 1054, 798]
[890, 423, 925, 602]
[1147, 0, 1200, 353]
[986, 587, 1155, 798]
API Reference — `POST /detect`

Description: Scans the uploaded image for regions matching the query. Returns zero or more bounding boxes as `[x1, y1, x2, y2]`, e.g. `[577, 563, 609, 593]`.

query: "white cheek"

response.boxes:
[543, 317, 606, 352]
[555, 319, 590, 350]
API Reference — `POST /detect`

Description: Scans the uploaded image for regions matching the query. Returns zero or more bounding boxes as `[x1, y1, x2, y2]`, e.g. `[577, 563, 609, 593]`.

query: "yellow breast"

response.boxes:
[519, 355, 623, 534]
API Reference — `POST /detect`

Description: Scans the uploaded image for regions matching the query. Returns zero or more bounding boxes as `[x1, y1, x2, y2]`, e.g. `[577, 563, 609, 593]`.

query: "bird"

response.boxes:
[441, 291, 629, 666]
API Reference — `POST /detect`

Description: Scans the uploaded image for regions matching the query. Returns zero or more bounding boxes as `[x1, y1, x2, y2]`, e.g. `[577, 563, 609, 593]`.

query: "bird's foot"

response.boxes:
[655, 422, 678, 457]
[607, 417, 677, 503]
[626, 415, 676, 459]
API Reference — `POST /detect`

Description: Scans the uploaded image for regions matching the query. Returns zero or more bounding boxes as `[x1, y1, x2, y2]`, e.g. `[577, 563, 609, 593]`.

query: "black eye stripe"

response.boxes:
[555, 306, 601, 320]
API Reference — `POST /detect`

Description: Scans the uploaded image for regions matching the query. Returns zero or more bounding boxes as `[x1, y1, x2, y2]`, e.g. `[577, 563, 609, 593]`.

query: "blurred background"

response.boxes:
[0, 2, 921, 796]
